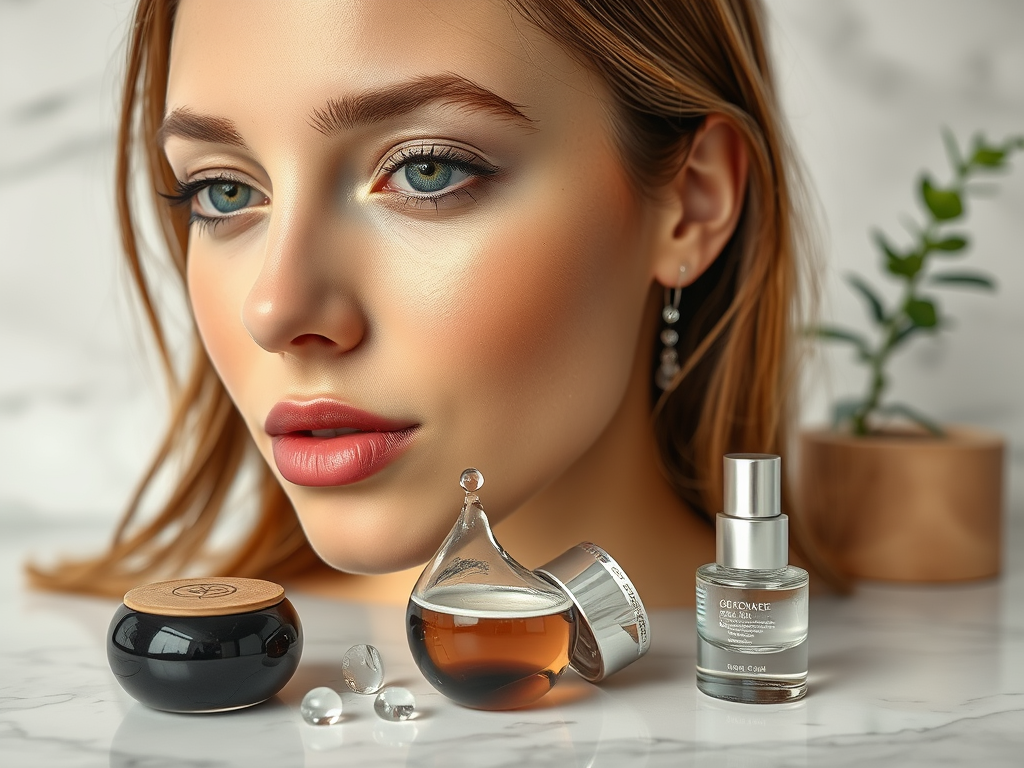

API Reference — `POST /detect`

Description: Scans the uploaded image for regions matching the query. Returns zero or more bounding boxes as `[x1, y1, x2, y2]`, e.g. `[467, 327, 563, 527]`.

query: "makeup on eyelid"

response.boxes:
[167, 141, 503, 229]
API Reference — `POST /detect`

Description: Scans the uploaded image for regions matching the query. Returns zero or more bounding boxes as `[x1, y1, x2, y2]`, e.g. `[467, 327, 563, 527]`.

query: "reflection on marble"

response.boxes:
[111, 703, 305, 768]
[2, 521, 1024, 766]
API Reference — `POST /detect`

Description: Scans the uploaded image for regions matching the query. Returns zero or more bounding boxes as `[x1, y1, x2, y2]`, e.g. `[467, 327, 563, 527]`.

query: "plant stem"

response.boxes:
[851, 290, 908, 435]
[852, 176, 962, 434]
[836, 131, 1020, 436]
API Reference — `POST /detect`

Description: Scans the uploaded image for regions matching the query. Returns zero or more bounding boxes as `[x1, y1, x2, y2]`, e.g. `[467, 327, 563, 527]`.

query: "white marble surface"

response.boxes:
[3, 520, 1024, 767]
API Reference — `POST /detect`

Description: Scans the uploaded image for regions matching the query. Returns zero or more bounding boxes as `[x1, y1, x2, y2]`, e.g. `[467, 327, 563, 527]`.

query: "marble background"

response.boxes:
[1, 0, 1023, 532]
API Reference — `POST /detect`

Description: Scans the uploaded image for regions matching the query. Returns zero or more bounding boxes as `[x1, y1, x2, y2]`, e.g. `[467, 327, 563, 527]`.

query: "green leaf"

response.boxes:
[929, 271, 996, 289]
[887, 253, 923, 279]
[968, 134, 1008, 168]
[905, 298, 939, 328]
[928, 235, 968, 253]
[845, 274, 886, 323]
[876, 403, 944, 436]
[920, 175, 964, 220]
[971, 148, 1006, 167]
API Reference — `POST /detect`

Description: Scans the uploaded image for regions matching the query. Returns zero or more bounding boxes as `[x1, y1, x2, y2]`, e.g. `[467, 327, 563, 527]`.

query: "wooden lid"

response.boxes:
[123, 577, 285, 617]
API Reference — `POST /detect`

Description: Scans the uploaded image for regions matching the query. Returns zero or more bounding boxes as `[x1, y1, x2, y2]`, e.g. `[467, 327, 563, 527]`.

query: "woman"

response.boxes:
[31, 0, 843, 606]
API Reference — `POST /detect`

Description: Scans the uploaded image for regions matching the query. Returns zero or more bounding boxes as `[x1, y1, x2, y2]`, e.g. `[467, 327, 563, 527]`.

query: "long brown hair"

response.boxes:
[29, 0, 846, 595]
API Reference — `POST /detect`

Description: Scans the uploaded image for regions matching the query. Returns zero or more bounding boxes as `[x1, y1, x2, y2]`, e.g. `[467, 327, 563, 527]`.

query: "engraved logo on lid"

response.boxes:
[171, 583, 239, 599]
[125, 577, 284, 617]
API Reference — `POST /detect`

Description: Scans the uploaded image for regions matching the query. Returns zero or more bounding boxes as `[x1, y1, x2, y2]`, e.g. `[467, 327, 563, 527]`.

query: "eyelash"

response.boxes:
[161, 174, 254, 235]
[377, 143, 497, 208]
[162, 145, 498, 233]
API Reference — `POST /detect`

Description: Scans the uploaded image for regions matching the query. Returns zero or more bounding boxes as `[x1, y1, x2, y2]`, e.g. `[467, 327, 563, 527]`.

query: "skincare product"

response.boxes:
[407, 469, 650, 710]
[535, 542, 651, 684]
[107, 577, 302, 712]
[696, 454, 808, 703]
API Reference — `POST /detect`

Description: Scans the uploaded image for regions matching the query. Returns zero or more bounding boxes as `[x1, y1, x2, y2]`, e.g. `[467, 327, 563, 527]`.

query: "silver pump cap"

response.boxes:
[535, 543, 651, 683]
[717, 454, 789, 570]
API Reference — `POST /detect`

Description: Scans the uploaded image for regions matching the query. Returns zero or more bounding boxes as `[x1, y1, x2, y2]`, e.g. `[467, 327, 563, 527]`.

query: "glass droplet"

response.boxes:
[662, 306, 680, 324]
[342, 644, 385, 694]
[460, 468, 484, 493]
[660, 328, 679, 347]
[374, 686, 417, 721]
[300, 687, 343, 725]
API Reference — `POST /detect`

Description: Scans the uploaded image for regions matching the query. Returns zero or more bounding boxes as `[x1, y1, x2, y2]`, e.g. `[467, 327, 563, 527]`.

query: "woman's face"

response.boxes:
[165, 0, 663, 573]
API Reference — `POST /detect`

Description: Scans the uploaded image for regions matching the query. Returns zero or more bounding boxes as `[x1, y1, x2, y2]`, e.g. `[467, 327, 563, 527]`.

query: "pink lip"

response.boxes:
[265, 399, 419, 487]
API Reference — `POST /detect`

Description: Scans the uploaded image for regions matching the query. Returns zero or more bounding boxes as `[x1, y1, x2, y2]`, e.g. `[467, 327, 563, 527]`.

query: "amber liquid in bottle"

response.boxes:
[407, 587, 577, 710]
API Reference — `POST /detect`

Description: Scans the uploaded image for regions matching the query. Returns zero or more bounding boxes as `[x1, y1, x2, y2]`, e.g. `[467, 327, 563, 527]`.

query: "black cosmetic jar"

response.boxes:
[107, 577, 302, 713]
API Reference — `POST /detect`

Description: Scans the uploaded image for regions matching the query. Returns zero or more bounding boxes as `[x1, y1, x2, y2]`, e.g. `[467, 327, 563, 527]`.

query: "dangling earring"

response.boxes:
[655, 265, 687, 391]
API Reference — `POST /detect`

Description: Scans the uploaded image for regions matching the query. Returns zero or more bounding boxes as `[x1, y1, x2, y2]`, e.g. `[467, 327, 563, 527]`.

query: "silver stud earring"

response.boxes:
[655, 265, 687, 391]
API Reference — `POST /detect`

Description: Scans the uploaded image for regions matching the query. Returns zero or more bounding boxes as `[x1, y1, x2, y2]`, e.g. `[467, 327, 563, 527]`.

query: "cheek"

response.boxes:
[374, 160, 649, 512]
[186, 236, 260, 406]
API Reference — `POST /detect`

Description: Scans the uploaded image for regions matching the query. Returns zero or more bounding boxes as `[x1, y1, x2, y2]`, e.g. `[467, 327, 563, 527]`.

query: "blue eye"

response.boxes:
[403, 162, 453, 193]
[164, 174, 268, 234]
[379, 144, 497, 203]
[171, 177, 267, 231]
[393, 160, 468, 195]
[205, 182, 252, 213]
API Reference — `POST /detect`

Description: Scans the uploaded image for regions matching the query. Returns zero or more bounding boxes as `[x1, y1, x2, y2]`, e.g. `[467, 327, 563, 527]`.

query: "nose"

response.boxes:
[241, 204, 366, 356]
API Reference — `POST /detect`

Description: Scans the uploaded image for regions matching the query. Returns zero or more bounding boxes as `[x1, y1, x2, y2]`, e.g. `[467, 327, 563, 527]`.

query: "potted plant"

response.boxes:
[800, 129, 1022, 582]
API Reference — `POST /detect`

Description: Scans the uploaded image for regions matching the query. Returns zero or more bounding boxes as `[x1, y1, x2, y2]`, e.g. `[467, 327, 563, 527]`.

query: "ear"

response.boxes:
[649, 114, 750, 288]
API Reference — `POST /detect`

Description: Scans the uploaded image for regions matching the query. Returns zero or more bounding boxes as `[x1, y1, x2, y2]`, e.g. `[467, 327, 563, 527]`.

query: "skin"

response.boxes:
[165, 0, 748, 607]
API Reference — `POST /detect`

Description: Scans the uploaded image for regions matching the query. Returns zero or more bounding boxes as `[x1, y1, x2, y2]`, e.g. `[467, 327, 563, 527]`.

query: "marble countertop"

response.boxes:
[2, 521, 1023, 768]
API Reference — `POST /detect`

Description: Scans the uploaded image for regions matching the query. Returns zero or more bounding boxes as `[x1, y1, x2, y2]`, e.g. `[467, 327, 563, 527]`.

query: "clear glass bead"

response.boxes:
[300, 687, 343, 725]
[374, 686, 417, 721]
[660, 328, 679, 346]
[342, 644, 385, 694]
[662, 306, 680, 324]
[460, 467, 484, 492]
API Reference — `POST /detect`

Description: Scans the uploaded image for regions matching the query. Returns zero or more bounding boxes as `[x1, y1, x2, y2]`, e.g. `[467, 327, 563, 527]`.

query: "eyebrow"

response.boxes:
[310, 73, 534, 135]
[159, 73, 534, 149]
[158, 108, 250, 150]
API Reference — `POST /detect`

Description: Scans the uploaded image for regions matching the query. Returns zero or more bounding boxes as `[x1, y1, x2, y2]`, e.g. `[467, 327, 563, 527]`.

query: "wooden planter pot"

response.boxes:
[799, 426, 1005, 582]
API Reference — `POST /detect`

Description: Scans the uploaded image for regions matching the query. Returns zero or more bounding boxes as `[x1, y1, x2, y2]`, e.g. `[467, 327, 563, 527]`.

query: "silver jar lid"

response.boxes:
[535, 542, 651, 683]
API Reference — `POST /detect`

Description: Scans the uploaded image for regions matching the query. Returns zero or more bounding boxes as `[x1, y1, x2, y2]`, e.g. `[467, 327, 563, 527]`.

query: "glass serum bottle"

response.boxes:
[696, 454, 808, 703]
[407, 469, 652, 710]
[407, 469, 577, 710]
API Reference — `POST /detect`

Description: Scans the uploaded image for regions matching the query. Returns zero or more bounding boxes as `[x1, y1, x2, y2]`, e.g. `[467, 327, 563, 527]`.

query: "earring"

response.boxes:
[655, 265, 687, 391]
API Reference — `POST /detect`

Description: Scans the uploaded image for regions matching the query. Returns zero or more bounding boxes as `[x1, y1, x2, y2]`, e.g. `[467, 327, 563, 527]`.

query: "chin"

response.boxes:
[290, 492, 450, 576]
